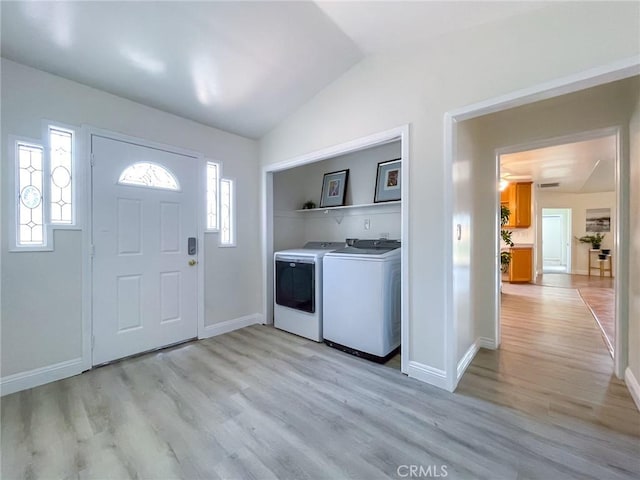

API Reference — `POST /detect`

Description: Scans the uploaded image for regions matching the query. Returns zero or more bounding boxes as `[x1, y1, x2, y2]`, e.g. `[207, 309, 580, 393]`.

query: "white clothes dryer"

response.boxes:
[274, 242, 344, 341]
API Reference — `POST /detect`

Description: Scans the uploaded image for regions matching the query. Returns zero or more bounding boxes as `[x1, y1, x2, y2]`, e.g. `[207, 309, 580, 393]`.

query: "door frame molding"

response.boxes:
[82, 126, 206, 370]
[444, 56, 639, 389]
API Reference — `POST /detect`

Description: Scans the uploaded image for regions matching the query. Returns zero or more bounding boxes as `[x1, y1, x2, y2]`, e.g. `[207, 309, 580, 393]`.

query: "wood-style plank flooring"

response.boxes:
[578, 286, 615, 353]
[458, 283, 638, 443]
[534, 272, 614, 289]
[534, 272, 615, 354]
[2, 293, 639, 479]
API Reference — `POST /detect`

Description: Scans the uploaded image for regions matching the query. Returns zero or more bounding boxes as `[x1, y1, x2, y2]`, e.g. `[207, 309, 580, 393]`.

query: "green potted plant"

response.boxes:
[577, 233, 605, 250]
[501, 205, 514, 273]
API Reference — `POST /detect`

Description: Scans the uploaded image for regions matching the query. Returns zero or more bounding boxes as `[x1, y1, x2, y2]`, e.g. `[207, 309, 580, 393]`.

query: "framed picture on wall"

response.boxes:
[586, 208, 611, 232]
[320, 169, 349, 207]
[374, 158, 401, 203]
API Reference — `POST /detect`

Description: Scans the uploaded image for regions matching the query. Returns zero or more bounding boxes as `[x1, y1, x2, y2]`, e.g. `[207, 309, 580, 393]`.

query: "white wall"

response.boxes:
[453, 120, 474, 371]
[507, 227, 535, 246]
[537, 191, 616, 275]
[272, 164, 307, 251]
[301, 204, 400, 244]
[273, 141, 401, 251]
[628, 86, 640, 402]
[259, 2, 640, 380]
[1, 59, 261, 378]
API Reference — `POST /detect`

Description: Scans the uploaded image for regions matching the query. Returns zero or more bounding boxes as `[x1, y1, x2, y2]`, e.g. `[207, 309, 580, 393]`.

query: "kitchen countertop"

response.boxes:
[501, 244, 534, 252]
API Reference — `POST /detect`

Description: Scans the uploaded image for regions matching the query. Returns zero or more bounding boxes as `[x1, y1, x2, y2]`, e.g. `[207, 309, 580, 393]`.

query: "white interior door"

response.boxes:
[542, 215, 563, 267]
[542, 208, 572, 273]
[92, 135, 199, 365]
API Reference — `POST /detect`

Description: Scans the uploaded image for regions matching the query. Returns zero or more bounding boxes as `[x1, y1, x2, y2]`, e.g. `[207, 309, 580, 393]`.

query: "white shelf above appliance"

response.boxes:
[295, 200, 400, 213]
[294, 200, 401, 225]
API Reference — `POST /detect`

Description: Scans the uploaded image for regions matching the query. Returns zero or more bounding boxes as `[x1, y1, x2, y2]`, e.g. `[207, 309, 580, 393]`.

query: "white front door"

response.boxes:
[92, 134, 199, 365]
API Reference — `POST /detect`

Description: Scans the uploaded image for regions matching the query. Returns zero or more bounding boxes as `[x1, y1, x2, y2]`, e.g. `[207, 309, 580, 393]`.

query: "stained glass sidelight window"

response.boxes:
[206, 162, 219, 230]
[118, 162, 179, 190]
[17, 143, 45, 245]
[220, 178, 235, 246]
[49, 127, 74, 224]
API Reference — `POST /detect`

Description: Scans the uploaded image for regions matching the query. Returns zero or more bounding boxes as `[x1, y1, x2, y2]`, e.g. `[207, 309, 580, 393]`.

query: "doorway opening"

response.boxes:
[262, 125, 410, 375]
[542, 208, 572, 274]
[446, 62, 638, 392]
[496, 128, 618, 360]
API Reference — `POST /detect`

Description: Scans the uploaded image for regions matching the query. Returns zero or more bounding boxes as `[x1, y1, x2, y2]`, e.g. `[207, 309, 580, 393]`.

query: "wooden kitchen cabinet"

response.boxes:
[509, 246, 533, 283]
[500, 182, 532, 228]
[500, 186, 511, 204]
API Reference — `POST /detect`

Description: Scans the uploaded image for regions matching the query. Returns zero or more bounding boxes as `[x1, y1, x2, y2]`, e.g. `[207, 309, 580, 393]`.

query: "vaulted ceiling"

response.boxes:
[0, 1, 544, 138]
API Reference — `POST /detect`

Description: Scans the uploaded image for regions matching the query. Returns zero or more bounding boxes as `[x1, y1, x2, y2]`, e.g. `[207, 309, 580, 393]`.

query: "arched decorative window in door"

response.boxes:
[118, 162, 179, 191]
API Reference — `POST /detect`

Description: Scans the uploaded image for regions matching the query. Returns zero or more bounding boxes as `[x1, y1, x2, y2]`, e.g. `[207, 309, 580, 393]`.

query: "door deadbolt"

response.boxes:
[188, 237, 197, 255]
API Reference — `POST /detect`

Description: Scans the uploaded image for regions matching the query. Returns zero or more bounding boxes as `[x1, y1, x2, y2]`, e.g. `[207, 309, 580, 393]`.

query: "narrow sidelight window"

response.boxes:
[11, 123, 77, 251]
[17, 142, 45, 246]
[206, 161, 219, 230]
[49, 126, 74, 224]
[220, 178, 235, 246]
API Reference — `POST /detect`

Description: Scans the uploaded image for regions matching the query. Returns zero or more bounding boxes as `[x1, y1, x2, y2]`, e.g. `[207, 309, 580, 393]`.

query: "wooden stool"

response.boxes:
[589, 250, 613, 277]
[595, 255, 612, 277]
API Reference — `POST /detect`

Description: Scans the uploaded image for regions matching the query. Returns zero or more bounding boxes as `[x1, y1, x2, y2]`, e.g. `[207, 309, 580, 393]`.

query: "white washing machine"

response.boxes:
[274, 242, 344, 341]
[322, 239, 401, 361]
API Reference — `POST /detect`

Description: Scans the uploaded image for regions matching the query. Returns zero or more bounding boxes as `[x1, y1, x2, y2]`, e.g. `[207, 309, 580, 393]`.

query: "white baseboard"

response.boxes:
[1, 357, 85, 397]
[1, 314, 262, 396]
[624, 367, 640, 412]
[478, 336, 497, 349]
[406, 360, 449, 391]
[200, 313, 263, 339]
[457, 340, 480, 382]
[455, 336, 495, 386]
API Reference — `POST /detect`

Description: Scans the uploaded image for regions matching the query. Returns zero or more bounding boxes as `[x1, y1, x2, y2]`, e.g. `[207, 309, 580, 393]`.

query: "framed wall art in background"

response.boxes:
[374, 158, 401, 203]
[320, 169, 349, 207]
[586, 207, 611, 232]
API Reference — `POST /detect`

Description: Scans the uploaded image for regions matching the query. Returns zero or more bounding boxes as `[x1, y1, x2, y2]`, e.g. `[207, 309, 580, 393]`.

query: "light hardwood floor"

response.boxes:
[534, 272, 614, 289]
[2, 290, 639, 479]
[534, 272, 615, 356]
[459, 283, 638, 433]
[578, 286, 615, 354]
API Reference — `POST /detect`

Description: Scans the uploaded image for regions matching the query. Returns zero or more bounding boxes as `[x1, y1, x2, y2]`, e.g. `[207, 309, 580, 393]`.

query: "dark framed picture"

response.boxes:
[374, 158, 401, 203]
[320, 169, 349, 207]
[586, 208, 611, 232]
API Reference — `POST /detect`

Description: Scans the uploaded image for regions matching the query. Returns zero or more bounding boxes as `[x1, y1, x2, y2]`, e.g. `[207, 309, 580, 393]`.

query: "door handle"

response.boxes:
[188, 259, 197, 266]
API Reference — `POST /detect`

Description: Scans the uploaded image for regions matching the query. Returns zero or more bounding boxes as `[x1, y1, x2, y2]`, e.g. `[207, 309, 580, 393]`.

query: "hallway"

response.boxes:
[458, 283, 638, 438]
[535, 272, 615, 353]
